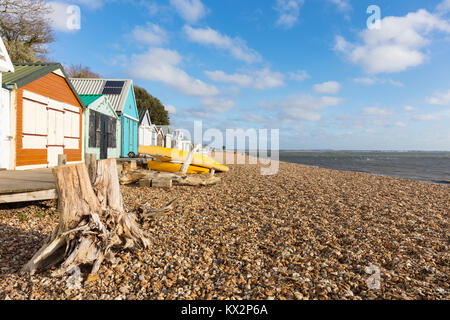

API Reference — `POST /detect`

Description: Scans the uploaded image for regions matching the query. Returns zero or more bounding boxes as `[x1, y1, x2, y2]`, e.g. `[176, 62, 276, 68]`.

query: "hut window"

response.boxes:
[89, 110, 102, 148]
[108, 117, 116, 148]
[89, 111, 97, 148]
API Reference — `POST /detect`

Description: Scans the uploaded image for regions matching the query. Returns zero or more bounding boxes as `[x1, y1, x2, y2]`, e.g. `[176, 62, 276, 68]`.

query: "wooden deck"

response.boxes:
[0, 168, 57, 204]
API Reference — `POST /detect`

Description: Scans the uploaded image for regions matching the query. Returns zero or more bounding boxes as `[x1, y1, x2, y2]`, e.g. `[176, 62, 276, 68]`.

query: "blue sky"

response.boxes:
[47, 0, 450, 150]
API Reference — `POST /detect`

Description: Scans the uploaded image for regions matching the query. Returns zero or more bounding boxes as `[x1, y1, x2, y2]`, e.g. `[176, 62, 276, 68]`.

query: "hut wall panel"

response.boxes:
[15, 73, 83, 167]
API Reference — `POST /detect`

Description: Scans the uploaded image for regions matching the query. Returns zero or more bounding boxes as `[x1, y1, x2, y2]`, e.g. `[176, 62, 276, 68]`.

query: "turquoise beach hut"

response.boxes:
[71, 78, 139, 158]
[79, 94, 120, 159]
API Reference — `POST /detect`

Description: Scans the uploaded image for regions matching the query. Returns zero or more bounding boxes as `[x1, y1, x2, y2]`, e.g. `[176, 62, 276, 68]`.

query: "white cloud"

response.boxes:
[426, 89, 450, 105]
[289, 70, 310, 81]
[184, 26, 261, 63]
[47, 2, 80, 33]
[353, 77, 376, 85]
[132, 23, 167, 46]
[362, 107, 394, 117]
[388, 80, 405, 87]
[251, 69, 285, 89]
[205, 68, 285, 90]
[165, 104, 177, 114]
[313, 81, 341, 94]
[335, 9, 450, 74]
[404, 105, 416, 111]
[327, 0, 351, 11]
[169, 0, 207, 23]
[262, 94, 341, 121]
[394, 121, 406, 127]
[129, 48, 219, 97]
[204, 70, 253, 87]
[241, 113, 271, 124]
[72, 0, 107, 10]
[274, 0, 304, 29]
[200, 97, 236, 113]
[436, 0, 450, 15]
[141, 1, 160, 16]
[334, 35, 350, 52]
[412, 114, 441, 121]
[353, 77, 404, 87]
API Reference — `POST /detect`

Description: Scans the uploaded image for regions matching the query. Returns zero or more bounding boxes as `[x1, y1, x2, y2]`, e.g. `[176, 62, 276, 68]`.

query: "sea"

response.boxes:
[276, 151, 450, 184]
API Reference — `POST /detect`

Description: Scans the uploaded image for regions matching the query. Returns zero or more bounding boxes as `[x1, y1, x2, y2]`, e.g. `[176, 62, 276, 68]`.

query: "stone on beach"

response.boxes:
[0, 155, 448, 300]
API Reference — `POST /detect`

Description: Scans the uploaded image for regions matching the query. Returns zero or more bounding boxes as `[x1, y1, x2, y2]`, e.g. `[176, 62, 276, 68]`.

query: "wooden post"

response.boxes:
[180, 143, 201, 174]
[85, 153, 97, 183]
[117, 162, 123, 175]
[58, 154, 67, 166]
[85, 153, 96, 166]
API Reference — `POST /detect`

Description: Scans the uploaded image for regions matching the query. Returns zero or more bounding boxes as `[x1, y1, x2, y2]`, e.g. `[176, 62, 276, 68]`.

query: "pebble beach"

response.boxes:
[0, 156, 448, 300]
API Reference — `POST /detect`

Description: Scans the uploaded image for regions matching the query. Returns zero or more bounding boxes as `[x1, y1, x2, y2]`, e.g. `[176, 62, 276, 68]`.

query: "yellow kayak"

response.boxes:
[139, 145, 229, 172]
[147, 160, 210, 174]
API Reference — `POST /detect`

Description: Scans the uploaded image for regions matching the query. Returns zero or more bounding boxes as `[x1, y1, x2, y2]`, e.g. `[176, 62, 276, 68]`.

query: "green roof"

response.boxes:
[1, 63, 86, 109]
[2, 63, 59, 88]
[79, 94, 103, 106]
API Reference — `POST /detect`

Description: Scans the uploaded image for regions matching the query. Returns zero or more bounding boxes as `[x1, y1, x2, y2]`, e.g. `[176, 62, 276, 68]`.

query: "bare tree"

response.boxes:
[0, 0, 54, 62]
[66, 64, 101, 78]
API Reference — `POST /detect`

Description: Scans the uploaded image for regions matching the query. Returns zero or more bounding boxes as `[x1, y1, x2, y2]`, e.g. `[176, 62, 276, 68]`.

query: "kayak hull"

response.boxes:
[147, 160, 210, 174]
[138, 145, 229, 172]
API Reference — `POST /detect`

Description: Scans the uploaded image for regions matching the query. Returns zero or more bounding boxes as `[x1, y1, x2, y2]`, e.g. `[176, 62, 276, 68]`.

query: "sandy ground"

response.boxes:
[0, 157, 448, 300]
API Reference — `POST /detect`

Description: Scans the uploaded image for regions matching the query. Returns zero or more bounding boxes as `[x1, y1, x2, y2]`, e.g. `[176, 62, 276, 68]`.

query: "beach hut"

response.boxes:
[158, 125, 173, 148]
[171, 129, 192, 152]
[154, 127, 165, 147]
[164, 131, 173, 148]
[71, 78, 139, 158]
[1, 63, 85, 170]
[0, 38, 15, 170]
[138, 109, 159, 147]
[80, 94, 120, 159]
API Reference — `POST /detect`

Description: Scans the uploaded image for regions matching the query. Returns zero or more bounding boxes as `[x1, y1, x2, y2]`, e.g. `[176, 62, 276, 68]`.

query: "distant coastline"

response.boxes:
[231, 150, 450, 184]
[277, 150, 450, 185]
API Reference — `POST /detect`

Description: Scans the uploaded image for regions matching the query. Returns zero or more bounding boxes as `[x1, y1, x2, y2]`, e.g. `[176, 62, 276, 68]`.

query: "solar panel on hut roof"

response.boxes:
[102, 80, 125, 95]
[102, 87, 122, 94]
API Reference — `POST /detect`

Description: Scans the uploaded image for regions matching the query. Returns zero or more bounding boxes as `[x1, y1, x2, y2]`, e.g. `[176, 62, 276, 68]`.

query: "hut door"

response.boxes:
[100, 115, 108, 159]
[157, 133, 163, 147]
[0, 89, 11, 169]
[47, 107, 64, 167]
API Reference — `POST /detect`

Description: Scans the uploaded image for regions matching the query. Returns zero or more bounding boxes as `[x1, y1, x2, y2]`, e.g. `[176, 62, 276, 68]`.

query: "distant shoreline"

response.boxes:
[212, 151, 450, 185]
[233, 150, 450, 153]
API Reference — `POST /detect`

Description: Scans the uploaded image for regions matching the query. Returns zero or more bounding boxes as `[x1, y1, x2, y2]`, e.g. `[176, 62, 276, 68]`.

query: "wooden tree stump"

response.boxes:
[22, 159, 149, 275]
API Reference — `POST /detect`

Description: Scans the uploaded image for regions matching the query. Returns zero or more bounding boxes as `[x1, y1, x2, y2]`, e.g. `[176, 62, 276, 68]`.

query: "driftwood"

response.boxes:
[119, 169, 220, 186]
[139, 198, 178, 219]
[22, 160, 150, 276]
[176, 175, 221, 186]
[179, 144, 201, 174]
[119, 170, 181, 185]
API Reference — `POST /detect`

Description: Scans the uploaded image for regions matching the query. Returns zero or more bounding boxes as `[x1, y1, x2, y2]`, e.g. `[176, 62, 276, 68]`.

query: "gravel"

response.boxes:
[0, 158, 448, 300]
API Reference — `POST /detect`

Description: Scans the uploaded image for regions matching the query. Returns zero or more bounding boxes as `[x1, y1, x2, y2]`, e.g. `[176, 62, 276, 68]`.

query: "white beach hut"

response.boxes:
[171, 129, 192, 152]
[0, 38, 15, 170]
[138, 109, 157, 146]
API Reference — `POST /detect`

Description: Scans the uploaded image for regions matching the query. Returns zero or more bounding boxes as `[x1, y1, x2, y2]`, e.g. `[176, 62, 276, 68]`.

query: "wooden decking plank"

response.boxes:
[0, 189, 57, 204]
[0, 168, 55, 195]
